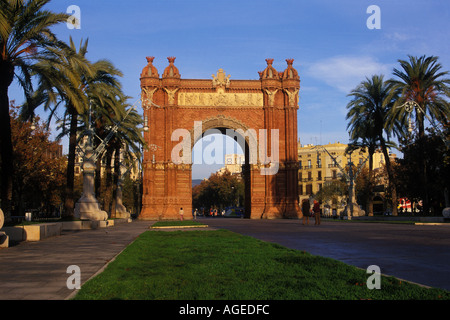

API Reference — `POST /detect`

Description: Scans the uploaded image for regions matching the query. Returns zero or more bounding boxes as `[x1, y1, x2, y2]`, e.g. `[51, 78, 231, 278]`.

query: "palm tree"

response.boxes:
[96, 99, 144, 218]
[110, 105, 145, 218]
[22, 38, 124, 218]
[0, 0, 69, 218]
[388, 55, 450, 139]
[346, 75, 401, 216]
[388, 55, 450, 215]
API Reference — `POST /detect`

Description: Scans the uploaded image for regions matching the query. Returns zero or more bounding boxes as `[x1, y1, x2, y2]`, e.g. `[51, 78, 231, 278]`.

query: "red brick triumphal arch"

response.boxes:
[139, 56, 303, 220]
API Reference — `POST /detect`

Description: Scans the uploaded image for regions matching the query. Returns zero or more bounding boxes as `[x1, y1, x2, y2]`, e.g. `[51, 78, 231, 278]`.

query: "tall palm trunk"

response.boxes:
[95, 157, 102, 199]
[367, 148, 375, 216]
[416, 110, 430, 215]
[380, 138, 398, 216]
[111, 143, 121, 219]
[103, 146, 113, 215]
[0, 60, 15, 221]
[94, 124, 106, 200]
[64, 105, 78, 218]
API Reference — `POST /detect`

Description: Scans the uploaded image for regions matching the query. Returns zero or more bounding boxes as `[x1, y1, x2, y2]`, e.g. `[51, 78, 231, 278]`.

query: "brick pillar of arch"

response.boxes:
[139, 57, 302, 220]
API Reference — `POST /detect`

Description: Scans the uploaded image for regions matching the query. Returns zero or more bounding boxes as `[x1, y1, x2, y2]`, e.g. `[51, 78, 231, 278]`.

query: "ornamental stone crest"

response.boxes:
[212, 68, 231, 90]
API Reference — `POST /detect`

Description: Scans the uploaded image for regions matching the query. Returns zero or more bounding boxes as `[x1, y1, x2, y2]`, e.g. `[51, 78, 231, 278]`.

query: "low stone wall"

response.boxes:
[2, 223, 62, 242]
[1, 218, 131, 245]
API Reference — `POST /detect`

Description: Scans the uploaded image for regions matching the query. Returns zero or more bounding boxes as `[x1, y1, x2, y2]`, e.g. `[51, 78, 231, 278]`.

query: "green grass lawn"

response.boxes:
[73, 229, 449, 300]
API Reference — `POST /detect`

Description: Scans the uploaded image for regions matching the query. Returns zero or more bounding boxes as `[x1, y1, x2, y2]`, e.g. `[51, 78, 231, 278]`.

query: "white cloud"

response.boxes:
[384, 32, 412, 42]
[306, 56, 393, 93]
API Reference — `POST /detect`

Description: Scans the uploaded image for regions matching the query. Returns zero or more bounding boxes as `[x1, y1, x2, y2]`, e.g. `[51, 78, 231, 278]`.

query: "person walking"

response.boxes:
[179, 207, 184, 221]
[302, 199, 310, 225]
[313, 200, 321, 225]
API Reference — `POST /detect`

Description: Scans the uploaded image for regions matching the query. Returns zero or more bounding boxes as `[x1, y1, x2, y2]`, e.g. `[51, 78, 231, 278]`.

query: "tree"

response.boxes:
[0, 0, 69, 219]
[315, 179, 347, 211]
[395, 128, 449, 215]
[108, 103, 144, 218]
[23, 38, 124, 218]
[346, 75, 401, 215]
[388, 55, 450, 214]
[21, 38, 94, 218]
[389, 55, 450, 139]
[9, 103, 66, 216]
[193, 170, 244, 211]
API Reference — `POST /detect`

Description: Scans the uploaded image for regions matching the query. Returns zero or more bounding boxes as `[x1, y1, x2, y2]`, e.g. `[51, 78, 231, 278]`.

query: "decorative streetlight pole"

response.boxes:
[74, 103, 137, 221]
[315, 146, 368, 219]
[74, 104, 107, 221]
[399, 100, 449, 147]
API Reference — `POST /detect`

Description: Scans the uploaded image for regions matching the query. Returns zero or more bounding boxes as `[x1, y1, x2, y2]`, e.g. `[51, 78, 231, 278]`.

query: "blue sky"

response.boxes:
[8, 0, 450, 179]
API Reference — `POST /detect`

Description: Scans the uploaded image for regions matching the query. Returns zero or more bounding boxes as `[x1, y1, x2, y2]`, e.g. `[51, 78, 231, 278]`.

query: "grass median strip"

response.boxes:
[151, 221, 209, 228]
[72, 229, 449, 300]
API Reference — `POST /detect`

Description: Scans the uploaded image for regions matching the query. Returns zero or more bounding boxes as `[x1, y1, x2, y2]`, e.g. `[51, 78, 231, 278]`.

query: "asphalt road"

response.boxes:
[200, 217, 450, 291]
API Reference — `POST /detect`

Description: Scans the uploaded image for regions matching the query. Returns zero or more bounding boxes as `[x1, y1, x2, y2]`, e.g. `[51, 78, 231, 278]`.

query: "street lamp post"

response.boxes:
[74, 104, 108, 221]
[315, 146, 368, 219]
[74, 103, 137, 221]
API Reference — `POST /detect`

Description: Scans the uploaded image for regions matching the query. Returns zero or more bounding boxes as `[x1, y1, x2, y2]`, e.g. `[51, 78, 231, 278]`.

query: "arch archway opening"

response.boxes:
[192, 129, 251, 219]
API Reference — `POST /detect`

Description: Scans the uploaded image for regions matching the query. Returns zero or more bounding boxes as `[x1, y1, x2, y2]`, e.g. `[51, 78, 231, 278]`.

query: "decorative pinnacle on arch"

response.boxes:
[282, 58, 299, 80]
[141, 56, 159, 78]
[265, 58, 274, 66]
[260, 58, 278, 80]
[163, 56, 180, 78]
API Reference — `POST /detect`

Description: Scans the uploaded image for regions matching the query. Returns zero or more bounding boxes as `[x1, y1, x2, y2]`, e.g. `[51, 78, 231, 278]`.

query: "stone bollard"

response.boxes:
[443, 207, 450, 219]
[0, 209, 3, 230]
[0, 209, 9, 248]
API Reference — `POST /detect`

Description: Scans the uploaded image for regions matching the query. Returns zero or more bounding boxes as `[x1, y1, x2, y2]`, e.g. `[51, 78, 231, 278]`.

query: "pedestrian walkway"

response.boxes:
[0, 220, 154, 300]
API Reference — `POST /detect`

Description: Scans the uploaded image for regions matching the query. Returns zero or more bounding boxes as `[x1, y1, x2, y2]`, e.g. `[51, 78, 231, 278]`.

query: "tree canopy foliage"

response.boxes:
[192, 170, 244, 212]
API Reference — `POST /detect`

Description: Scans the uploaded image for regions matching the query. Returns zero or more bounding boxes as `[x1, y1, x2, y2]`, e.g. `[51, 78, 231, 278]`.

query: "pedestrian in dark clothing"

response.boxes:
[302, 199, 310, 225]
[313, 200, 321, 225]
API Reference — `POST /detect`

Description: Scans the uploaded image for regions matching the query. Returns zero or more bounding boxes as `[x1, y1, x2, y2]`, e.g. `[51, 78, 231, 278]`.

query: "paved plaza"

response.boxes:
[0, 217, 449, 300]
